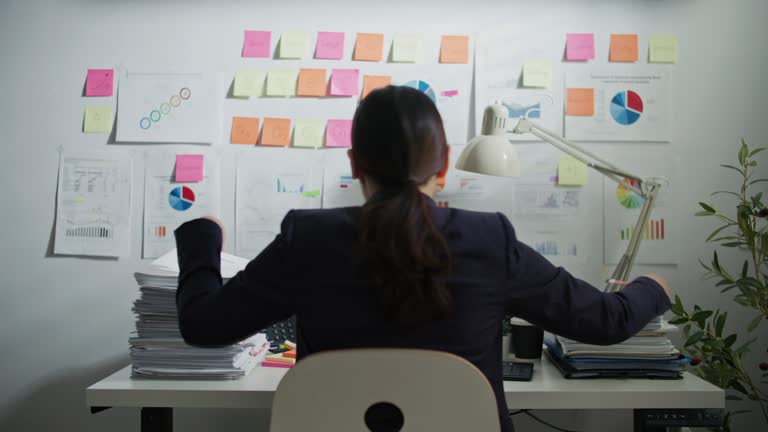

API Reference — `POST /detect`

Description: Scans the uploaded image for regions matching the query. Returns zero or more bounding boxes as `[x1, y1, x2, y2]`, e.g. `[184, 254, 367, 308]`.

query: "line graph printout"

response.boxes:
[236, 149, 323, 259]
[54, 151, 132, 257]
[143, 153, 220, 258]
[117, 72, 217, 143]
[565, 68, 670, 142]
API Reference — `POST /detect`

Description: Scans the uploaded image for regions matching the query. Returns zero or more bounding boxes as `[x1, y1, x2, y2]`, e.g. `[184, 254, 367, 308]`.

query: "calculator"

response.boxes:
[502, 361, 534, 381]
[263, 316, 296, 346]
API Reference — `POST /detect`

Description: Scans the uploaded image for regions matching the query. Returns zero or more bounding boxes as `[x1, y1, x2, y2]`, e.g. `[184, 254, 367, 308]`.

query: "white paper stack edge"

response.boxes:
[130, 249, 268, 379]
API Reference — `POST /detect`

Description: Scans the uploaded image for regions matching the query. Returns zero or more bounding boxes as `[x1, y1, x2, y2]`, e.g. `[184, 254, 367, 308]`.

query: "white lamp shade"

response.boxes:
[455, 134, 521, 177]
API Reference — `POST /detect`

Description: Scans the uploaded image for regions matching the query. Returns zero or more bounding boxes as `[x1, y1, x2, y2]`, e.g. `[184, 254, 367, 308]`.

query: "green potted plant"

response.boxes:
[670, 140, 767, 430]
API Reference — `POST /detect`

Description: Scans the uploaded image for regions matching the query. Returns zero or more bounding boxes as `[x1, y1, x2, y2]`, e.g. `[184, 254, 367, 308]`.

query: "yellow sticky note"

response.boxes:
[83, 105, 112, 133]
[233, 69, 264, 97]
[279, 32, 308, 59]
[392, 34, 423, 63]
[649, 34, 678, 64]
[266, 69, 297, 96]
[558, 156, 588, 186]
[522, 60, 552, 88]
[293, 119, 325, 148]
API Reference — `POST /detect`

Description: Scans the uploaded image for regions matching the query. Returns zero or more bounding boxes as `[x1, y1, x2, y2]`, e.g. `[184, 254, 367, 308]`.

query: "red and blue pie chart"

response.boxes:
[169, 186, 195, 211]
[610, 90, 643, 125]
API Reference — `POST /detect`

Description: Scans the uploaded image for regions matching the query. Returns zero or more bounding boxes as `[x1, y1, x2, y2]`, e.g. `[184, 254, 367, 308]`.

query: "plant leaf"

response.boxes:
[750, 178, 768, 185]
[724, 334, 737, 347]
[715, 312, 727, 337]
[706, 225, 733, 242]
[699, 202, 716, 213]
[734, 338, 757, 354]
[711, 190, 741, 198]
[747, 313, 764, 332]
[739, 142, 748, 166]
[748, 147, 766, 157]
[720, 164, 744, 176]
[669, 316, 689, 325]
[685, 331, 705, 347]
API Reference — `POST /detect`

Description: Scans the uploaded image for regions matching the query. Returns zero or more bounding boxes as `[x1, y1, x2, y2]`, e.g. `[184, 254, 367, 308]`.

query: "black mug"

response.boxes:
[510, 318, 544, 359]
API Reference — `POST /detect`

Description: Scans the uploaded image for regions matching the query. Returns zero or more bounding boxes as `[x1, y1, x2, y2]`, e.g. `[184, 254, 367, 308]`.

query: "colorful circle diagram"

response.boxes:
[403, 80, 437, 104]
[610, 90, 643, 125]
[616, 178, 644, 209]
[168, 186, 195, 211]
[140, 87, 191, 130]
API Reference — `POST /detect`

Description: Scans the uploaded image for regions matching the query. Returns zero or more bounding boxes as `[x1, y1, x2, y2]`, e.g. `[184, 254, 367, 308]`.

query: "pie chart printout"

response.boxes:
[169, 186, 195, 211]
[610, 90, 643, 125]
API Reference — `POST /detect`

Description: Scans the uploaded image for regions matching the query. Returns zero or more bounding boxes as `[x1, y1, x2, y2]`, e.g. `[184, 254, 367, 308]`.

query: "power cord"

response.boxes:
[509, 409, 583, 432]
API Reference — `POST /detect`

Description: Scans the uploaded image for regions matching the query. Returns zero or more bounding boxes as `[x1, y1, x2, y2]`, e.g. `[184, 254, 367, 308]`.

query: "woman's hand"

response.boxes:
[642, 273, 671, 300]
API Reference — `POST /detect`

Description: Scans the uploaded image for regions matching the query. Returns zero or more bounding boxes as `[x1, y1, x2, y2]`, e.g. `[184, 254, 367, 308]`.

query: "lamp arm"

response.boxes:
[513, 118, 648, 196]
[511, 117, 664, 293]
[605, 185, 660, 292]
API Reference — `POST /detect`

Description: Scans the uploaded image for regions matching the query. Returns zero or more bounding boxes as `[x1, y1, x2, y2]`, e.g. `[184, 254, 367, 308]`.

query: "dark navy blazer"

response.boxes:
[175, 197, 671, 432]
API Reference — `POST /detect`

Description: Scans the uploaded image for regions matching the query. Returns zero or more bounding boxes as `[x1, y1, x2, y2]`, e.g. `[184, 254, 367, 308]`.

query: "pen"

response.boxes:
[606, 278, 630, 286]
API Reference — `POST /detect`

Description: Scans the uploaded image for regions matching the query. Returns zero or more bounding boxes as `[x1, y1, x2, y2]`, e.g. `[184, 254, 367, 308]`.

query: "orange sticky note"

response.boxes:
[610, 34, 639, 62]
[566, 88, 595, 116]
[297, 68, 327, 97]
[230, 117, 260, 144]
[440, 35, 469, 64]
[284, 350, 297, 359]
[261, 118, 291, 146]
[353, 33, 384, 61]
[361, 75, 392, 99]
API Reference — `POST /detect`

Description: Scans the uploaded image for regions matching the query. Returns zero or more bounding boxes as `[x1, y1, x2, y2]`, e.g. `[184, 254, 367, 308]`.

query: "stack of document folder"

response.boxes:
[544, 318, 687, 379]
[130, 249, 270, 379]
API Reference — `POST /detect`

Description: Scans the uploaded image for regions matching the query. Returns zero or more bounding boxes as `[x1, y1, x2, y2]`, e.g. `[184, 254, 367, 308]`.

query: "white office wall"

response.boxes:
[0, 0, 766, 430]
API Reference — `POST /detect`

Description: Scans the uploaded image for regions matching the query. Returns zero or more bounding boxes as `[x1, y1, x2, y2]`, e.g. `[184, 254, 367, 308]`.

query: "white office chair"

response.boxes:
[269, 348, 500, 432]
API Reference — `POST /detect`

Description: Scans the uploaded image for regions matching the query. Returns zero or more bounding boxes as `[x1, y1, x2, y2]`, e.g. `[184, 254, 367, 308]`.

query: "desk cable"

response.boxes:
[509, 409, 583, 432]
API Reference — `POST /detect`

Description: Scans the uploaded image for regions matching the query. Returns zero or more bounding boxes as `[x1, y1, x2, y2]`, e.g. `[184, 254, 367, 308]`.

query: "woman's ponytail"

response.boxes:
[352, 86, 453, 323]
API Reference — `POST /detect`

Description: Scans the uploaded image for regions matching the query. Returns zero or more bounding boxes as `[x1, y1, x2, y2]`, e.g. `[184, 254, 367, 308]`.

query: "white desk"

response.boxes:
[87, 355, 724, 432]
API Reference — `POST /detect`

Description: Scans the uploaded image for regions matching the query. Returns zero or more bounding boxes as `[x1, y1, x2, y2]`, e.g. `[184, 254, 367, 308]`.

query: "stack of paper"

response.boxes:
[545, 318, 686, 378]
[129, 249, 270, 379]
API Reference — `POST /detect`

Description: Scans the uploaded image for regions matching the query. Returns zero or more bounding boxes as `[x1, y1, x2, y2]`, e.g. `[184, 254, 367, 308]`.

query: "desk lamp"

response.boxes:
[456, 102, 662, 292]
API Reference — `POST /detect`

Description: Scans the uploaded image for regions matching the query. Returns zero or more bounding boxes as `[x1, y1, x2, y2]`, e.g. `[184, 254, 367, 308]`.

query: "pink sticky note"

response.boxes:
[315, 31, 345, 59]
[242, 30, 271, 58]
[329, 69, 359, 97]
[566, 33, 595, 60]
[175, 154, 204, 182]
[440, 90, 459, 97]
[326, 120, 353, 148]
[86, 69, 114, 96]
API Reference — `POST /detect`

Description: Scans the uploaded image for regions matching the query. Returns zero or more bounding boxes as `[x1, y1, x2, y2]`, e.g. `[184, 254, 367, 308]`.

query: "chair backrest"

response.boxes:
[269, 348, 500, 432]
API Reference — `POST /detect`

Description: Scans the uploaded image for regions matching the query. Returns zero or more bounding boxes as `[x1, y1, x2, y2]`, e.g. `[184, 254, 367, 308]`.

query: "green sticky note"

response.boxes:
[649, 34, 678, 64]
[279, 32, 308, 59]
[293, 119, 325, 148]
[83, 105, 112, 133]
[522, 60, 552, 88]
[558, 156, 587, 186]
[392, 34, 423, 63]
[233, 69, 264, 97]
[266, 69, 297, 96]
[302, 190, 321, 197]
